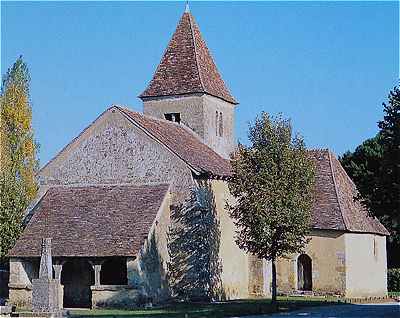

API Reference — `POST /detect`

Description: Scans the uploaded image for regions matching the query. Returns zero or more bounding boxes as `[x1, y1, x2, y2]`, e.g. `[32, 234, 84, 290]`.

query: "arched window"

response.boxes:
[373, 236, 378, 259]
[297, 254, 312, 291]
[219, 112, 223, 137]
[215, 111, 219, 136]
[100, 258, 127, 285]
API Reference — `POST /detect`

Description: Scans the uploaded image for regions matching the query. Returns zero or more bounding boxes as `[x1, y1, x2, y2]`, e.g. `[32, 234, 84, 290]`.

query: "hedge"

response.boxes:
[388, 268, 400, 292]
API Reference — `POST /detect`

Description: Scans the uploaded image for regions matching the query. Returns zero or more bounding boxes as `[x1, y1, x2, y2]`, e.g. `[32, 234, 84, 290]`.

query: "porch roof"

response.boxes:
[8, 184, 169, 257]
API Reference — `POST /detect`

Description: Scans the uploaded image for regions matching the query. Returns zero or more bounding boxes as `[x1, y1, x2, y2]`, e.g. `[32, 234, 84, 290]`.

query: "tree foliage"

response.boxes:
[228, 112, 315, 302]
[167, 183, 222, 301]
[0, 56, 39, 261]
[378, 85, 400, 241]
[340, 85, 400, 265]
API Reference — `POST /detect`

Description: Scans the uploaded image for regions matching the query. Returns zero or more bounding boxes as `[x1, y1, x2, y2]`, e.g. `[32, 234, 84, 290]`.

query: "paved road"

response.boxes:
[242, 302, 400, 318]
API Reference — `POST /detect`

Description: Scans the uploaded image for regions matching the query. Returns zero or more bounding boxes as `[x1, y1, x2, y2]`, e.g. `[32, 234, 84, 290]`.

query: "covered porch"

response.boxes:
[7, 184, 171, 309]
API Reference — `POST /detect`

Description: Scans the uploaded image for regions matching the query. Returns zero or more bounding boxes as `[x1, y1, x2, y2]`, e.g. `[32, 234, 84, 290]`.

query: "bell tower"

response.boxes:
[139, 7, 238, 159]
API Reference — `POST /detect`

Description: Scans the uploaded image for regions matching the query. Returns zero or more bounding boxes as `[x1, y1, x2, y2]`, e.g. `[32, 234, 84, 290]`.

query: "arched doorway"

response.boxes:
[297, 254, 312, 291]
[61, 259, 94, 308]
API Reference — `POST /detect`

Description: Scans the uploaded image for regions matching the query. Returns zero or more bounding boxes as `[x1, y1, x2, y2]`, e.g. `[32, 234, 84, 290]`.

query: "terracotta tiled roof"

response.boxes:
[139, 12, 237, 105]
[117, 106, 232, 177]
[310, 149, 389, 235]
[8, 184, 169, 257]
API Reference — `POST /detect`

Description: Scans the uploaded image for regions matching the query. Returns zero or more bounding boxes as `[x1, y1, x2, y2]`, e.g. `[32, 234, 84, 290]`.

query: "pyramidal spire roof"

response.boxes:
[139, 10, 238, 105]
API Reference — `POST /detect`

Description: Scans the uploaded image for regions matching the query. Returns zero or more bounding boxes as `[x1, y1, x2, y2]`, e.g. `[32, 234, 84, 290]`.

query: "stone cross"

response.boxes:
[32, 238, 62, 314]
[39, 238, 53, 279]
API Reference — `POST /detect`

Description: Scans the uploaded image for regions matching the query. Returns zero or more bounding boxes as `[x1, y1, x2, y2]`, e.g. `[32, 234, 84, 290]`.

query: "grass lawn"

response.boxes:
[69, 296, 343, 318]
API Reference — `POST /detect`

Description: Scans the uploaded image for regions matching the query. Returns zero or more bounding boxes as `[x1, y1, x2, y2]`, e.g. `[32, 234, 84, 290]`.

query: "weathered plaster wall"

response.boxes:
[39, 108, 194, 202]
[91, 286, 140, 308]
[262, 260, 272, 296]
[143, 94, 235, 159]
[210, 180, 250, 299]
[203, 95, 235, 159]
[135, 191, 171, 302]
[143, 94, 205, 138]
[276, 230, 347, 295]
[247, 255, 264, 297]
[345, 233, 387, 298]
[8, 258, 39, 308]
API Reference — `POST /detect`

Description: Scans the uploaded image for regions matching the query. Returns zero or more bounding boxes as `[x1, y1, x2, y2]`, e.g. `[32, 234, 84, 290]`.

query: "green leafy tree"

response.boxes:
[0, 56, 39, 261]
[340, 85, 400, 266]
[167, 183, 222, 301]
[378, 85, 400, 241]
[228, 112, 315, 303]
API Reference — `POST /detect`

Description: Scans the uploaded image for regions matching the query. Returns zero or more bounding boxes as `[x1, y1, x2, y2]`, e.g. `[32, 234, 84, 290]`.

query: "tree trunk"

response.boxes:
[271, 258, 277, 303]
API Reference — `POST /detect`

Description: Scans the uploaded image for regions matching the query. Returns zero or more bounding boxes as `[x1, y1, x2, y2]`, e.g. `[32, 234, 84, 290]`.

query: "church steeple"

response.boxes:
[139, 9, 237, 105]
[140, 7, 237, 159]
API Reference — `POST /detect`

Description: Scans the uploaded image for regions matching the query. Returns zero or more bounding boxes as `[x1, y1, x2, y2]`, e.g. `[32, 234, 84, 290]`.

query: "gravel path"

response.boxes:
[238, 302, 400, 318]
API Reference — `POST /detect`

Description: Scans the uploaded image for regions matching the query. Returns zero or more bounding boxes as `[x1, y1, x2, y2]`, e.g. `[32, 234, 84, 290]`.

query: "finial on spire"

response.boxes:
[185, 0, 190, 13]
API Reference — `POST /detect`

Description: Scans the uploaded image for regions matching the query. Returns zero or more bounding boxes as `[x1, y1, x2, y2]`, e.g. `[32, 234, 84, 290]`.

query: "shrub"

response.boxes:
[388, 268, 400, 291]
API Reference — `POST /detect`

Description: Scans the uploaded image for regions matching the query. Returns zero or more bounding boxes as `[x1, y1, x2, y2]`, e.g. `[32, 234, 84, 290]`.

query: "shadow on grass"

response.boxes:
[69, 297, 343, 318]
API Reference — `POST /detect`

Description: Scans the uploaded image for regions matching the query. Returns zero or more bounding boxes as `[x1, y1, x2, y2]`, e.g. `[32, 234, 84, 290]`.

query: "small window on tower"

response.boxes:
[165, 113, 181, 124]
[215, 111, 218, 136]
[219, 112, 223, 137]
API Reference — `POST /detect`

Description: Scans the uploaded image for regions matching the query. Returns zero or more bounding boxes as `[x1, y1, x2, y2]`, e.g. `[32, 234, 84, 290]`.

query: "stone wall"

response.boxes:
[276, 230, 347, 296]
[210, 180, 251, 299]
[247, 255, 264, 297]
[143, 94, 205, 139]
[8, 258, 39, 308]
[203, 95, 235, 159]
[39, 108, 194, 203]
[134, 191, 171, 302]
[91, 286, 140, 309]
[345, 233, 387, 298]
[143, 94, 235, 159]
[275, 230, 388, 298]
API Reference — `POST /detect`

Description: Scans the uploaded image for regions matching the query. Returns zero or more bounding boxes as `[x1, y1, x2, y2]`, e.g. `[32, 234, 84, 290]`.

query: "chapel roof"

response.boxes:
[8, 184, 169, 257]
[116, 106, 232, 177]
[139, 10, 237, 105]
[310, 149, 389, 236]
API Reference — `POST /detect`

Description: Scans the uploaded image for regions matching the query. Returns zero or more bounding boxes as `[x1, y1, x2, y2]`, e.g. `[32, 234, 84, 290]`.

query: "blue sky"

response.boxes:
[1, 1, 398, 166]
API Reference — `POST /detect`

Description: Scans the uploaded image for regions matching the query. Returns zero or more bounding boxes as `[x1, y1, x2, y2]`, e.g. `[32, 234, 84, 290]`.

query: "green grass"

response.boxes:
[389, 291, 400, 297]
[69, 296, 342, 318]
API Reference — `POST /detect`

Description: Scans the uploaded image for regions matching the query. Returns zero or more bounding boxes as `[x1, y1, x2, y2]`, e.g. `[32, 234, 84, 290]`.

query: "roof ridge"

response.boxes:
[116, 106, 202, 174]
[308, 148, 329, 152]
[188, 13, 205, 91]
[117, 105, 204, 142]
[328, 150, 348, 231]
[116, 106, 231, 177]
[43, 182, 171, 189]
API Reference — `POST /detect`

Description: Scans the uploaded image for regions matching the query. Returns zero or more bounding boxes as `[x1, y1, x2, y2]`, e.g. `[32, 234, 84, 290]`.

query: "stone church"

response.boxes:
[8, 7, 389, 309]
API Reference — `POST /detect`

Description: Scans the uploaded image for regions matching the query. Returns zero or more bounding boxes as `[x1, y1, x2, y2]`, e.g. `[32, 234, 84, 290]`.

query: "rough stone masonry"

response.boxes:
[32, 238, 61, 313]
